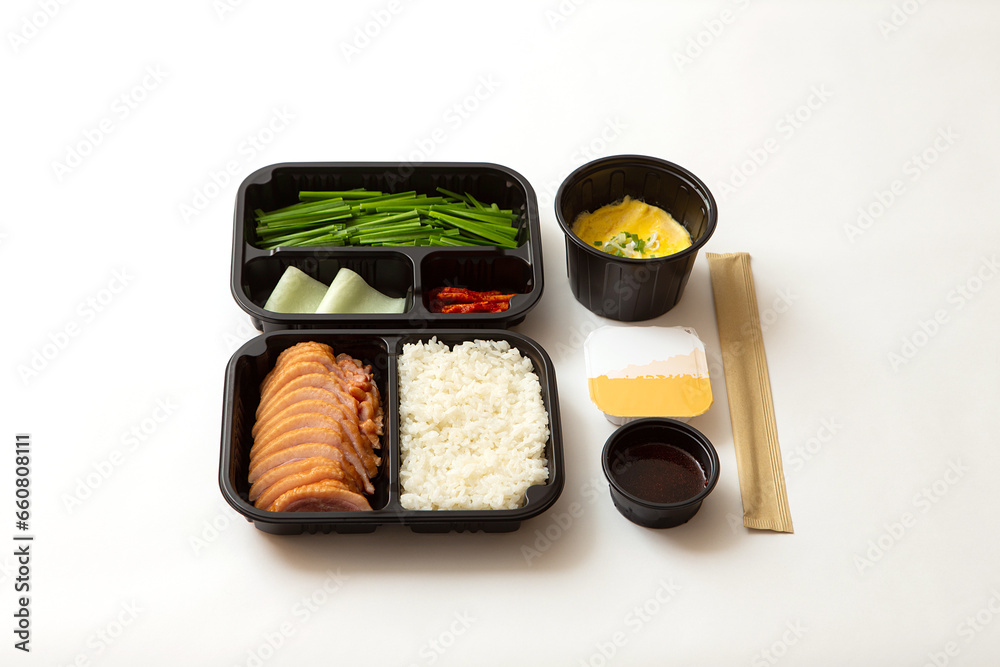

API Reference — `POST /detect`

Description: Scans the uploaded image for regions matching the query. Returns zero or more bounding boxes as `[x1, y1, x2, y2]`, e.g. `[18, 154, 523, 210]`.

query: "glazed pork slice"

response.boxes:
[251, 399, 376, 451]
[253, 386, 383, 447]
[261, 345, 372, 397]
[257, 373, 377, 425]
[266, 479, 373, 512]
[269, 341, 336, 372]
[253, 461, 364, 510]
[257, 373, 359, 420]
[248, 456, 366, 503]
[248, 431, 375, 491]
[249, 443, 374, 495]
[258, 361, 367, 409]
[250, 412, 379, 470]
[251, 425, 378, 479]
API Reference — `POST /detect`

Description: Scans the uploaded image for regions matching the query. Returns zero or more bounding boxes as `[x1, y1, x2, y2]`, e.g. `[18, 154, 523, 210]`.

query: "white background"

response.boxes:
[3, 1, 1000, 665]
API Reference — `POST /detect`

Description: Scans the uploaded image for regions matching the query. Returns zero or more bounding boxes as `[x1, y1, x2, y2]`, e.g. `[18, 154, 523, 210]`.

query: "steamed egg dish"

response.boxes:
[571, 196, 692, 259]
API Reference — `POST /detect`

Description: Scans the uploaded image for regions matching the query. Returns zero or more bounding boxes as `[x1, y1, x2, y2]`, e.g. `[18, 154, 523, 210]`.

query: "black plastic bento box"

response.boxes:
[231, 162, 543, 331]
[221, 161, 563, 534]
[219, 329, 564, 534]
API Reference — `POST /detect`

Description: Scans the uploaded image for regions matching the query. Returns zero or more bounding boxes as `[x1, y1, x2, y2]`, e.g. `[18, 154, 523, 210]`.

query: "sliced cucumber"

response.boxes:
[314, 268, 406, 314]
[262, 266, 328, 313]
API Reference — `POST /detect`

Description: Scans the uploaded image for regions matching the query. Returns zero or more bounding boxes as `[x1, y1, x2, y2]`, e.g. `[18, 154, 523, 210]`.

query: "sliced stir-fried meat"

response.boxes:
[248, 443, 375, 495]
[265, 346, 372, 392]
[254, 462, 362, 510]
[336, 355, 382, 415]
[251, 412, 379, 471]
[266, 479, 373, 512]
[257, 373, 369, 421]
[256, 384, 355, 427]
[258, 360, 351, 408]
[251, 399, 372, 451]
[251, 426, 376, 480]
[249, 456, 366, 502]
[249, 342, 382, 512]
[271, 342, 337, 371]
[260, 351, 337, 397]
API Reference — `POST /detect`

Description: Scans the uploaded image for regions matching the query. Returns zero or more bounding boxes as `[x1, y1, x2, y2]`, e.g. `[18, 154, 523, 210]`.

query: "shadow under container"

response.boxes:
[555, 155, 717, 321]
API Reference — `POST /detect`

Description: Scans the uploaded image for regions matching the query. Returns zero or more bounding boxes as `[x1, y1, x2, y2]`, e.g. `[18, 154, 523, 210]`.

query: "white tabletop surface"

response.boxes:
[5, 1, 1000, 665]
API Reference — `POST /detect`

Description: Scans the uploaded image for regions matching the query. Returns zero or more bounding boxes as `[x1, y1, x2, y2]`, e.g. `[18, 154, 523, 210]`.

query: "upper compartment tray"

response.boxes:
[231, 162, 543, 331]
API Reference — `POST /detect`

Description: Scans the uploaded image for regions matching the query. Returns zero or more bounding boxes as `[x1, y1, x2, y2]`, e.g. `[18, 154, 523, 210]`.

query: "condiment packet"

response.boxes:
[584, 325, 713, 425]
[707, 252, 794, 533]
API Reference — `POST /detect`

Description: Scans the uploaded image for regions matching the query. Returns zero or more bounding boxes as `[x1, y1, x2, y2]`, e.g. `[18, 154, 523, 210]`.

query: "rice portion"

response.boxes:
[397, 338, 550, 510]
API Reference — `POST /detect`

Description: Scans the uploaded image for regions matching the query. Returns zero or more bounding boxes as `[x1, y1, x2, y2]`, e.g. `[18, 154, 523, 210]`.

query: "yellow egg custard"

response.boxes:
[571, 196, 692, 259]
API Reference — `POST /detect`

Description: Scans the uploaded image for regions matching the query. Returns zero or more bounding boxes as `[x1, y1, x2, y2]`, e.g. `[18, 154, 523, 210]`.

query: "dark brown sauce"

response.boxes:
[611, 443, 707, 504]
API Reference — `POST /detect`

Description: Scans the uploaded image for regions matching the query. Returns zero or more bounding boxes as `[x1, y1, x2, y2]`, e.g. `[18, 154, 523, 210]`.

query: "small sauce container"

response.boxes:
[602, 418, 719, 528]
[585, 325, 713, 425]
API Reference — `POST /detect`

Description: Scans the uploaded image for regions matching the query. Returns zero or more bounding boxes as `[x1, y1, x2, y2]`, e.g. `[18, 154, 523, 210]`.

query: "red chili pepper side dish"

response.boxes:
[428, 287, 517, 313]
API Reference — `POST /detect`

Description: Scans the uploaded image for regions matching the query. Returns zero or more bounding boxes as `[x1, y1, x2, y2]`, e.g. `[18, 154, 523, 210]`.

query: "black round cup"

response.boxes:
[601, 418, 719, 529]
[555, 155, 717, 321]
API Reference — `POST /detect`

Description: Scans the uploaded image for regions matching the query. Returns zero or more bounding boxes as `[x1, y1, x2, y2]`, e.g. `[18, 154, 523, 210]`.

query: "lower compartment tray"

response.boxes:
[219, 329, 564, 534]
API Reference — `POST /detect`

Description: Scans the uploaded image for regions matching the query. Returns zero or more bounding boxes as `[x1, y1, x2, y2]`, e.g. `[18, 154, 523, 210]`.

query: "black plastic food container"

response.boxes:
[555, 155, 717, 321]
[232, 162, 543, 331]
[220, 329, 564, 534]
[601, 418, 719, 529]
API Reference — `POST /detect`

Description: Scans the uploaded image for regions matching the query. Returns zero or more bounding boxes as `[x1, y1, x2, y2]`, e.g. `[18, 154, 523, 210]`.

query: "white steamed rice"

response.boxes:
[397, 338, 550, 510]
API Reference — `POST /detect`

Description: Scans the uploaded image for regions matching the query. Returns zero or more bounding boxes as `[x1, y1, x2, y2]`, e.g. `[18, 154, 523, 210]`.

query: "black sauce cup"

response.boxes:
[602, 418, 720, 529]
[555, 155, 718, 321]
